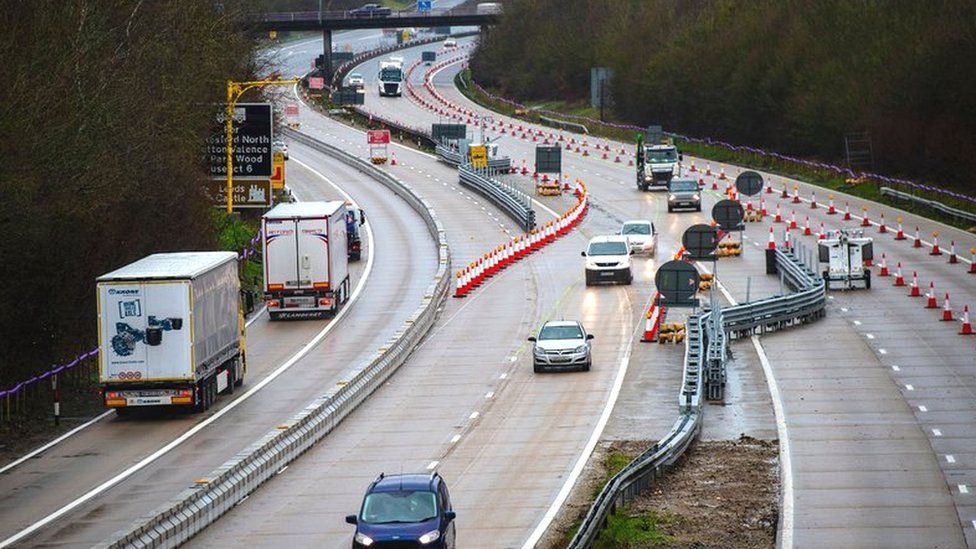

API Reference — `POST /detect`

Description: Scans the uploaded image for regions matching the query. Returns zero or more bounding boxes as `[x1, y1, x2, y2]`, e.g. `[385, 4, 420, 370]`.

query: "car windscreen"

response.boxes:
[669, 180, 698, 192]
[539, 325, 583, 340]
[380, 68, 402, 81]
[361, 490, 438, 524]
[647, 149, 677, 163]
[622, 224, 651, 235]
[350, 73, 362, 80]
[588, 241, 628, 255]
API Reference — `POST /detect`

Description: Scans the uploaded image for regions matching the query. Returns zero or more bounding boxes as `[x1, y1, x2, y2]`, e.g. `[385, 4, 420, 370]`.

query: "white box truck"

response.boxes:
[263, 201, 350, 320]
[97, 252, 245, 415]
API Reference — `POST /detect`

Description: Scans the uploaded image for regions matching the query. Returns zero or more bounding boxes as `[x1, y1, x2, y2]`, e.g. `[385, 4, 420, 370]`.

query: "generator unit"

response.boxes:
[818, 229, 874, 289]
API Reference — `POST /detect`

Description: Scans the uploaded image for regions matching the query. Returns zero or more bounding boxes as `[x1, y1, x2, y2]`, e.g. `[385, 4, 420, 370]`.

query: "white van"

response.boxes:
[582, 235, 633, 286]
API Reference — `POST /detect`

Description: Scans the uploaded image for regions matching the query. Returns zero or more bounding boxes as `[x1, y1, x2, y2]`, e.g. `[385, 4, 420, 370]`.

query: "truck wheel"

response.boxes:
[865, 270, 871, 290]
[269, 311, 282, 321]
[115, 407, 133, 418]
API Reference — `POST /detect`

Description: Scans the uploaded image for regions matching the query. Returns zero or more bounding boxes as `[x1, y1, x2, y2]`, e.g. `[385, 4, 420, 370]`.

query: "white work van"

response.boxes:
[97, 251, 245, 414]
[263, 201, 350, 319]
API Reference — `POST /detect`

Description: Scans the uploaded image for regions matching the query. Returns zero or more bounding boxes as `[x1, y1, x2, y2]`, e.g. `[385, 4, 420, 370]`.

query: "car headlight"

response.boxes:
[693, 193, 701, 201]
[419, 529, 441, 544]
[533, 346, 545, 356]
[668, 194, 676, 202]
[354, 532, 374, 546]
[574, 345, 587, 353]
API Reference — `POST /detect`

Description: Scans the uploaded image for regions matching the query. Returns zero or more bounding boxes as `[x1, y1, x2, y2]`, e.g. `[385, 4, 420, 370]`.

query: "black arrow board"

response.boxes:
[712, 199, 745, 232]
[735, 170, 764, 196]
[655, 260, 701, 305]
[682, 224, 720, 261]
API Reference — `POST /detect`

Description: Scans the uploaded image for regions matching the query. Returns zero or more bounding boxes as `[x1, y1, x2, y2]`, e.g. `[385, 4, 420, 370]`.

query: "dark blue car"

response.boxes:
[346, 472, 457, 548]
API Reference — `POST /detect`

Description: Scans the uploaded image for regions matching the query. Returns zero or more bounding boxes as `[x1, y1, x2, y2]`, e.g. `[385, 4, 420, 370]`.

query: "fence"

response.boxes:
[568, 246, 826, 548]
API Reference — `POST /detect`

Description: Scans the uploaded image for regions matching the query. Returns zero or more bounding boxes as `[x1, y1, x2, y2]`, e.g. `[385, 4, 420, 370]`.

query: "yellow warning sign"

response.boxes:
[470, 145, 488, 169]
[271, 152, 285, 190]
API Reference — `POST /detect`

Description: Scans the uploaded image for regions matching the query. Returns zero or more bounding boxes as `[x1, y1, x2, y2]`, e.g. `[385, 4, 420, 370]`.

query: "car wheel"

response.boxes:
[582, 361, 591, 372]
[625, 272, 633, 285]
[696, 204, 702, 212]
[533, 364, 543, 373]
[667, 205, 673, 213]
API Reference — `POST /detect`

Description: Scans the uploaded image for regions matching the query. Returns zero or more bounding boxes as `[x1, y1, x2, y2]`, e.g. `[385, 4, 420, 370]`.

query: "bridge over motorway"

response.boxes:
[248, 6, 498, 80]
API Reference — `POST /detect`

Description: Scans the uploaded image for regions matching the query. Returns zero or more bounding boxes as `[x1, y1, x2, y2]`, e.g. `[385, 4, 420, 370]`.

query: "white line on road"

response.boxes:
[933, 428, 942, 436]
[906, 384, 915, 391]
[0, 159, 375, 549]
[426, 460, 439, 470]
[919, 405, 929, 412]
[0, 265, 269, 475]
[522, 289, 636, 549]
[450, 434, 461, 444]
[947, 455, 956, 463]
[468, 412, 479, 420]
[959, 484, 969, 494]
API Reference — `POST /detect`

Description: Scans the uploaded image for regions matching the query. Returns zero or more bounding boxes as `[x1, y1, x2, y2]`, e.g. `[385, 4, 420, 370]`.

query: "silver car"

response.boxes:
[528, 320, 593, 373]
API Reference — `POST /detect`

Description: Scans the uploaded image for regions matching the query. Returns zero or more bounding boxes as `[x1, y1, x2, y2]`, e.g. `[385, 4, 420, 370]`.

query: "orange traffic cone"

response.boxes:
[893, 262, 905, 286]
[878, 254, 890, 276]
[767, 226, 776, 250]
[941, 293, 954, 321]
[960, 306, 973, 335]
[926, 282, 938, 308]
[909, 271, 921, 296]
[930, 232, 942, 255]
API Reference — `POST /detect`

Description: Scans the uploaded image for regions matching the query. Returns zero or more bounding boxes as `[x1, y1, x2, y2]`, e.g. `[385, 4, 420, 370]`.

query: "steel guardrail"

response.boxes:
[880, 186, 976, 224]
[567, 247, 826, 548]
[457, 162, 535, 231]
[435, 142, 511, 171]
[98, 128, 451, 548]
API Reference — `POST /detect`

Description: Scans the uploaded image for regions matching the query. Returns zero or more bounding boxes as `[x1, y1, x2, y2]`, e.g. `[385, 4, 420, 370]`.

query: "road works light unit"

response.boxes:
[225, 77, 299, 212]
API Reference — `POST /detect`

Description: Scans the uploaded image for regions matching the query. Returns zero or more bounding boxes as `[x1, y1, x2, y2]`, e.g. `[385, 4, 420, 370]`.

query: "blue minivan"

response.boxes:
[346, 472, 457, 548]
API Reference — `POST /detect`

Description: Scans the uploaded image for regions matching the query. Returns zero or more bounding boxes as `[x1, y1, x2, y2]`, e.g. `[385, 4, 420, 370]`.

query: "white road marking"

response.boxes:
[959, 485, 969, 494]
[500, 372, 508, 379]
[865, 333, 875, 340]
[905, 384, 914, 391]
[853, 320, 862, 326]
[523, 288, 637, 549]
[879, 349, 888, 355]
[933, 428, 942, 437]
[426, 460, 439, 470]
[919, 405, 929, 412]
[450, 434, 462, 444]
[946, 455, 956, 463]
[468, 411, 479, 420]
[0, 158, 377, 549]
[0, 283, 270, 477]
[484, 391, 494, 399]
[892, 365, 901, 371]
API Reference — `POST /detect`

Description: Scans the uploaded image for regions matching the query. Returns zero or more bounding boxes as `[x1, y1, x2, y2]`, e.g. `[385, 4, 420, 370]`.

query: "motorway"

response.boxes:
[2, 24, 973, 549]
[0, 128, 441, 545]
[362, 37, 976, 547]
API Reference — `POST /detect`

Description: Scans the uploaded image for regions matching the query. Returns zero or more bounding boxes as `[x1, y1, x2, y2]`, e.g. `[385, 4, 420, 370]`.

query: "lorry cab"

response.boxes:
[378, 59, 404, 97]
[644, 144, 681, 188]
[345, 203, 366, 261]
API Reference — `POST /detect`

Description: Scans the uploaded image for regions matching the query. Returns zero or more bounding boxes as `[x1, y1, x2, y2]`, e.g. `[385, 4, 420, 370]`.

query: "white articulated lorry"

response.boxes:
[378, 58, 404, 97]
[262, 201, 350, 320]
[97, 251, 245, 415]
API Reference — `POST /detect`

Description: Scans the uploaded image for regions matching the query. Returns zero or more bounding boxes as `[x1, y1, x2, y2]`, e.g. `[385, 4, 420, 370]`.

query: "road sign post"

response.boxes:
[368, 129, 391, 164]
[222, 78, 299, 213]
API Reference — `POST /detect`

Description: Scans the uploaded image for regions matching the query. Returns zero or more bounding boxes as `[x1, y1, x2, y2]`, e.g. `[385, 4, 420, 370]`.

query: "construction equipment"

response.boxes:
[819, 229, 873, 289]
[635, 132, 682, 191]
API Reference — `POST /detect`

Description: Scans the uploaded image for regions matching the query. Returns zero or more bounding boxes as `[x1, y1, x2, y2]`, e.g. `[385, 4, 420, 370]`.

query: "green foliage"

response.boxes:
[0, 1, 258, 389]
[212, 211, 263, 289]
[594, 510, 675, 548]
[471, 0, 976, 192]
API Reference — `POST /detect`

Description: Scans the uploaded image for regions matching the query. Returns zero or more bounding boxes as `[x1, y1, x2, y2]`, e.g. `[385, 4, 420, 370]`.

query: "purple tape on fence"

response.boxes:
[3, 229, 264, 401]
[0, 347, 99, 400]
[470, 80, 976, 205]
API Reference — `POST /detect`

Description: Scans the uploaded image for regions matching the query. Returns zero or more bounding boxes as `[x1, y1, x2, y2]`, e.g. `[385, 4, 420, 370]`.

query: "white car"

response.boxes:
[272, 140, 288, 160]
[620, 220, 657, 255]
[582, 235, 633, 286]
[347, 72, 365, 87]
[443, 38, 457, 48]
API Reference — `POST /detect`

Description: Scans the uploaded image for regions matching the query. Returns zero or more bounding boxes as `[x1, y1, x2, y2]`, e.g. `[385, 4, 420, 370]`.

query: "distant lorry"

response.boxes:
[97, 252, 245, 414]
[345, 202, 366, 261]
[635, 132, 682, 191]
[263, 201, 350, 319]
[819, 229, 873, 289]
[378, 58, 404, 97]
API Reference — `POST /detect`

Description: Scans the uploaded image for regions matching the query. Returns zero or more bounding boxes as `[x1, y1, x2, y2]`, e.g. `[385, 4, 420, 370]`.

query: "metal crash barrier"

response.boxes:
[458, 162, 535, 231]
[568, 246, 825, 548]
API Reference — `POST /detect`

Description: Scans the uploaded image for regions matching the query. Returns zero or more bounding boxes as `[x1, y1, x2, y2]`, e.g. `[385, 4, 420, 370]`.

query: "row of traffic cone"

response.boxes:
[454, 183, 589, 297]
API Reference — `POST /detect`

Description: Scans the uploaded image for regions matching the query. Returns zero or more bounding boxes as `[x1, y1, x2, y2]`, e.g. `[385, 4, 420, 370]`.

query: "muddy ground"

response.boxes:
[542, 436, 779, 548]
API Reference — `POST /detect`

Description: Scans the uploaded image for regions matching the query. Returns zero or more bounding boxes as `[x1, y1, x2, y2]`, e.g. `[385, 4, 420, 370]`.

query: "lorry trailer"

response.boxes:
[97, 251, 245, 414]
[263, 201, 351, 319]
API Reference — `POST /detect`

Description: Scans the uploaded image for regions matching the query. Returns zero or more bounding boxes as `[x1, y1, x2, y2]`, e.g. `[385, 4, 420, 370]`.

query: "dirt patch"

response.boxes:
[542, 436, 778, 548]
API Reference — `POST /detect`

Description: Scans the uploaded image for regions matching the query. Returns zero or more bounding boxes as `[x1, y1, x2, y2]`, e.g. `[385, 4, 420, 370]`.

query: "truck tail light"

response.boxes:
[313, 282, 329, 289]
[268, 283, 284, 290]
[319, 298, 332, 306]
[268, 300, 280, 307]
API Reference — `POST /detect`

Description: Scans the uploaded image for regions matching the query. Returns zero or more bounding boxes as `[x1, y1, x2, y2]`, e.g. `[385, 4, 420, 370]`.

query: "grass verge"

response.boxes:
[456, 69, 976, 231]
